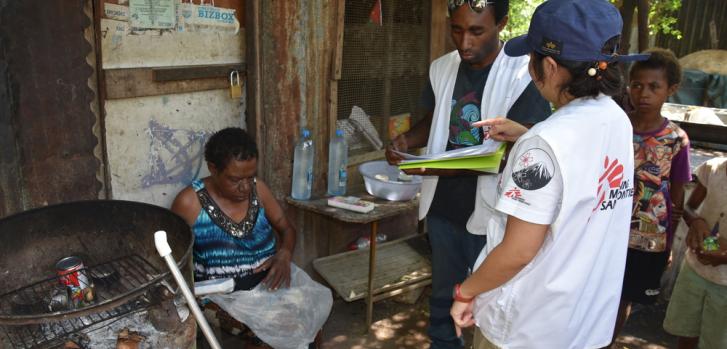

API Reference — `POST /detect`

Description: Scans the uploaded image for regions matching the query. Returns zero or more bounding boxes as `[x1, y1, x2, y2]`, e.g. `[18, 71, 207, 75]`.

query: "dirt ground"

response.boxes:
[210, 286, 677, 349]
[319, 288, 677, 349]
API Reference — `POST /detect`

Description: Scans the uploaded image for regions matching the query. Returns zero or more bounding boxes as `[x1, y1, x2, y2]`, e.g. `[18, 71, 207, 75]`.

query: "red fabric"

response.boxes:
[369, 0, 382, 26]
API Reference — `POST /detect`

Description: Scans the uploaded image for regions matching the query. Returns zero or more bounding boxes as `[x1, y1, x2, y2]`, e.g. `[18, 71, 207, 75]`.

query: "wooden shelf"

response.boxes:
[313, 236, 431, 302]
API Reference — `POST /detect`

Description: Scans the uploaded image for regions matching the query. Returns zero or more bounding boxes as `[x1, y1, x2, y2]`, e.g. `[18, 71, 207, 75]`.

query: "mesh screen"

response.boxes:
[338, 0, 431, 154]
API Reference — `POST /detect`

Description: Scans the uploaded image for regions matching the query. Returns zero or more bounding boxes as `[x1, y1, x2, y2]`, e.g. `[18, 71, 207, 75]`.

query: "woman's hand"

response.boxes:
[450, 300, 475, 337]
[255, 249, 292, 291]
[472, 118, 528, 142]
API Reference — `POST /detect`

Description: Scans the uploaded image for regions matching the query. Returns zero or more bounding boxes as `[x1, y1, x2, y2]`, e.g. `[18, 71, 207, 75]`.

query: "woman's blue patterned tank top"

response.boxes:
[191, 179, 276, 281]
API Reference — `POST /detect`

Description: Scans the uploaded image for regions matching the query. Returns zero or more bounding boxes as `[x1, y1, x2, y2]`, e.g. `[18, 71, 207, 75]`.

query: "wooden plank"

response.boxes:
[329, 0, 345, 141]
[313, 236, 431, 302]
[330, 0, 346, 80]
[152, 63, 246, 82]
[286, 194, 418, 224]
[245, 0, 262, 164]
[429, 0, 447, 62]
[105, 68, 233, 99]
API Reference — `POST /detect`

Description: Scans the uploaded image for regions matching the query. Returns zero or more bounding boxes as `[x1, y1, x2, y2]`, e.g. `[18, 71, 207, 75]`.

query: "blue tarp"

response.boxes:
[670, 69, 727, 108]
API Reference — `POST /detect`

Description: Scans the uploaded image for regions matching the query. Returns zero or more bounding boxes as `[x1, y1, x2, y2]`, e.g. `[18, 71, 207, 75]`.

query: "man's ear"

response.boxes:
[207, 162, 218, 176]
[497, 15, 508, 32]
[667, 83, 679, 97]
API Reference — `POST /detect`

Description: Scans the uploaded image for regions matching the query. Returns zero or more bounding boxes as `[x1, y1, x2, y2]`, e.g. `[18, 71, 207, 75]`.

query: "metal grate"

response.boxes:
[338, 0, 431, 153]
[1, 296, 153, 349]
[0, 255, 162, 348]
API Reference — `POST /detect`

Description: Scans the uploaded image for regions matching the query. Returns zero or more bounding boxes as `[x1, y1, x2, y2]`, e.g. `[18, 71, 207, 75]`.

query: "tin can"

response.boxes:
[56, 256, 90, 289]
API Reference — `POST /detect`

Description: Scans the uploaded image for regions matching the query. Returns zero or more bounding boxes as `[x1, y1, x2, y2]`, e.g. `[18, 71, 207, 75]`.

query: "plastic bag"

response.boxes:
[336, 106, 383, 152]
[205, 264, 332, 349]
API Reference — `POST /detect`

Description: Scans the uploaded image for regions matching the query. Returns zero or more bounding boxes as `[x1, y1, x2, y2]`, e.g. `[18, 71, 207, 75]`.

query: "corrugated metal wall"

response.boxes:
[0, 0, 103, 217]
[655, 0, 727, 57]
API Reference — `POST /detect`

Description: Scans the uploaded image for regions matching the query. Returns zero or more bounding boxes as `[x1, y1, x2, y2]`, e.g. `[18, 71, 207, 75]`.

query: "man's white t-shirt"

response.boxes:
[472, 94, 635, 348]
[685, 157, 727, 286]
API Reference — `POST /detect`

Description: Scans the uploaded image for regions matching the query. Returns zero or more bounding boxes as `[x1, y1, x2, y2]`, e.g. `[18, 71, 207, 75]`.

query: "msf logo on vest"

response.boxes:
[596, 156, 634, 211]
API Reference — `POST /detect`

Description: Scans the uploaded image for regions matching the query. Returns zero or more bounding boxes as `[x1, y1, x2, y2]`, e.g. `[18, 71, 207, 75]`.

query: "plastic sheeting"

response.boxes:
[205, 264, 332, 349]
[671, 69, 727, 109]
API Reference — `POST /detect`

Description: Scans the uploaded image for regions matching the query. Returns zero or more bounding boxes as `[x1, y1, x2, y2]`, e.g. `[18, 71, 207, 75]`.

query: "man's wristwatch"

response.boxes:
[453, 283, 474, 303]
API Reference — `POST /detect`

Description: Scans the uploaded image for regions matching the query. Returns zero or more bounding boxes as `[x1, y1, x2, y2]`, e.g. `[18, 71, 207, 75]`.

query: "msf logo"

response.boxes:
[596, 156, 633, 211]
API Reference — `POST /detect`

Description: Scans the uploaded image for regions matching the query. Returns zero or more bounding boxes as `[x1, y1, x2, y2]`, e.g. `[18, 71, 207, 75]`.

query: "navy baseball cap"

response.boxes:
[505, 0, 649, 62]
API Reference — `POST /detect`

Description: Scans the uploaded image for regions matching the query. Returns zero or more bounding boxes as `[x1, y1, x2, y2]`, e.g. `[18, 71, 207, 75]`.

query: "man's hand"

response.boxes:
[385, 134, 408, 165]
[254, 249, 292, 291]
[450, 300, 475, 337]
[472, 118, 528, 142]
[686, 218, 710, 252]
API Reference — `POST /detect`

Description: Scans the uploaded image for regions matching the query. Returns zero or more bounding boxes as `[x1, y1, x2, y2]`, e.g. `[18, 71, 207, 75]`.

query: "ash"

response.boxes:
[64, 308, 192, 349]
[82, 310, 161, 348]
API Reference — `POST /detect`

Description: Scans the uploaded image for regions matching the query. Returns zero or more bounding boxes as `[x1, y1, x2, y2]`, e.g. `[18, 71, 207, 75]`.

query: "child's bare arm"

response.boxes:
[670, 181, 686, 231]
[683, 182, 709, 252]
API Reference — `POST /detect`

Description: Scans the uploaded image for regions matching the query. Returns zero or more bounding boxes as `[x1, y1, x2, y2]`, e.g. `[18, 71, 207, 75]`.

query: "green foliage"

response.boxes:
[648, 0, 682, 39]
[502, 0, 682, 41]
[501, 0, 544, 41]
[609, 0, 682, 39]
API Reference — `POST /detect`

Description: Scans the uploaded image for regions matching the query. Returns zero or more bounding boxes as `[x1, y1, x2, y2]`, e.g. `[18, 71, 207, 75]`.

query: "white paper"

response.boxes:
[105, 3, 129, 21]
[129, 0, 176, 29]
[396, 139, 502, 162]
[194, 278, 235, 296]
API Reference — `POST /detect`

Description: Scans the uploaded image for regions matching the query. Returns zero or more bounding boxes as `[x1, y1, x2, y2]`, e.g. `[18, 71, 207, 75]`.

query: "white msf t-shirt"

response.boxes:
[472, 94, 635, 349]
[685, 157, 727, 286]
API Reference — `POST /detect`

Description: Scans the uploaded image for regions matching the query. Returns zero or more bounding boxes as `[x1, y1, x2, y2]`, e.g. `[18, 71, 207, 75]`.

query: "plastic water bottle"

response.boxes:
[327, 129, 348, 196]
[291, 128, 314, 200]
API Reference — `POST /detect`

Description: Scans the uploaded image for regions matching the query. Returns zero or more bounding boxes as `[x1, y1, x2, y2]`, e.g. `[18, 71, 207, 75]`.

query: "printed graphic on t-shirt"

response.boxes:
[504, 186, 528, 205]
[448, 92, 482, 148]
[511, 148, 554, 190]
[630, 124, 686, 252]
[596, 156, 633, 212]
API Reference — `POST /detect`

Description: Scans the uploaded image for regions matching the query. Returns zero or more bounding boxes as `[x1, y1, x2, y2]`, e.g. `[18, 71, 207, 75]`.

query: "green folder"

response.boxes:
[398, 143, 506, 173]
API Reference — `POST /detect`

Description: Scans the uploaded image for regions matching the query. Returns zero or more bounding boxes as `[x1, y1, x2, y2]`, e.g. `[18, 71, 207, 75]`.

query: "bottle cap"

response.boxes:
[302, 128, 311, 138]
[335, 129, 344, 137]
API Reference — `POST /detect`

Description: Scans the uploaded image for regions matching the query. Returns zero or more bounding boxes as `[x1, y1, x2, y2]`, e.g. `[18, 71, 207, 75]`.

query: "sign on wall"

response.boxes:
[129, 0, 176, 29]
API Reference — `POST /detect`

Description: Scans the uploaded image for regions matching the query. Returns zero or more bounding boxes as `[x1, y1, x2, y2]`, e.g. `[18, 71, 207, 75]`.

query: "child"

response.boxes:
[613, 48, 692, 342]
[663, 157, 727, 349]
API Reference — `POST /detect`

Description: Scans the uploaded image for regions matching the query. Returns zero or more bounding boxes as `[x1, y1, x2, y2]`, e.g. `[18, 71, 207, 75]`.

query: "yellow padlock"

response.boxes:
[229, 70, 242, 99]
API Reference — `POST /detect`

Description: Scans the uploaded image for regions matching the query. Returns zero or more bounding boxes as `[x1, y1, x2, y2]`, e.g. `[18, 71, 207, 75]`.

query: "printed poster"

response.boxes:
[129, 0, 175, 29]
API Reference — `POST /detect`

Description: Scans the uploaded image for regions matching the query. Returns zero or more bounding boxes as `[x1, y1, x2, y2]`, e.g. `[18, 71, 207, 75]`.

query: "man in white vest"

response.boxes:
[385, 1, 550, 347]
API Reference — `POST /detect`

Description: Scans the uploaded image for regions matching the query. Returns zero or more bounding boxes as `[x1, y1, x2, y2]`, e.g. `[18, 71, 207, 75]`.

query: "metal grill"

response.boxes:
[338, 0, 431, 153]
[0, 255, 162, 348]
[1, 297, 153, 349]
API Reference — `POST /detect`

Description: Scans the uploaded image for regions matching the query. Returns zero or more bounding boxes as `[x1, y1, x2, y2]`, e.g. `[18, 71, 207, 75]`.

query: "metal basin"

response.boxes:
[359, 161, 422, 201]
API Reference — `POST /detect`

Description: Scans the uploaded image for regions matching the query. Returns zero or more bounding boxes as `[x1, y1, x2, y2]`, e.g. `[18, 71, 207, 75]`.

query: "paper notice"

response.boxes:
[129, 0, 175, 29]
[104, 3, 129, 21]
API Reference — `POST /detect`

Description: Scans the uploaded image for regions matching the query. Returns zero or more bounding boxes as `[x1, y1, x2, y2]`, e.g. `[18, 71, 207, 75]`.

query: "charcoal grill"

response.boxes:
[0, 200, 194, 348]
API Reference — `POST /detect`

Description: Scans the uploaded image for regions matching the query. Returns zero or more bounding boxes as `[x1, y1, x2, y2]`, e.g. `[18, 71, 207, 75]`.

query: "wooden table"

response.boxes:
[286, 195, 430, 331]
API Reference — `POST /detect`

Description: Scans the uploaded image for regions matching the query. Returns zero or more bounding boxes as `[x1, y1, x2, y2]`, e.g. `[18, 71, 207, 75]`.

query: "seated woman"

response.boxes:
[171, 127, 331, 349]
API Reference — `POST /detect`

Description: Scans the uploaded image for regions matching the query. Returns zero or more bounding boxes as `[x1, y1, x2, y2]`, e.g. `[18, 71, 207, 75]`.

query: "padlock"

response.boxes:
[229, 70, 242, 99]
